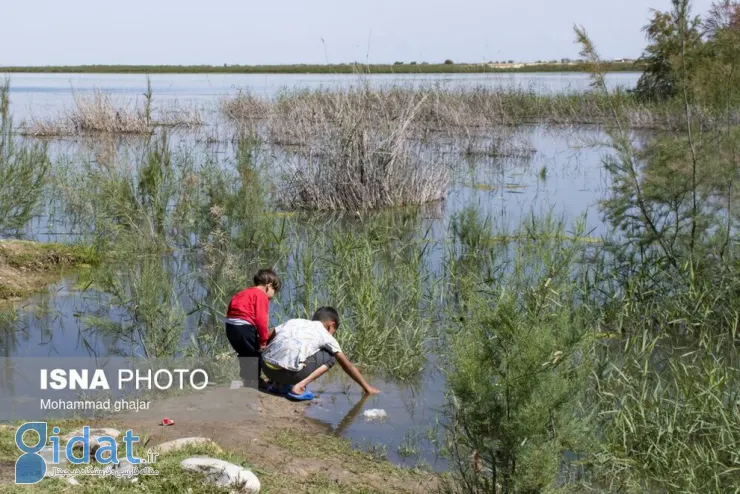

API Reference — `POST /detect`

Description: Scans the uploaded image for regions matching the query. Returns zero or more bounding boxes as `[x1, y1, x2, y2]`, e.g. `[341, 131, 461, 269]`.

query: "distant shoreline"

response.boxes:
[0, 62, 644, 75]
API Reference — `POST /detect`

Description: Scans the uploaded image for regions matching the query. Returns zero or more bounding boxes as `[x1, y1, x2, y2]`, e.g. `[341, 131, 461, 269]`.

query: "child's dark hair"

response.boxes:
[254, 268, 281, 292]
[312, 307, 340, 329]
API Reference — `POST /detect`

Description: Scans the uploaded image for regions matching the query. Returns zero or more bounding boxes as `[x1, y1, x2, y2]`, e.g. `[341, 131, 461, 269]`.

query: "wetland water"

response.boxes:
[2, 72, 637, 471]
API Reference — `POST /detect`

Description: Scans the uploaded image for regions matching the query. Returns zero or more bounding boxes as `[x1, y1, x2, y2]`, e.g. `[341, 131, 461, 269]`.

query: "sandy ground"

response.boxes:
[101, 386, 438, 493]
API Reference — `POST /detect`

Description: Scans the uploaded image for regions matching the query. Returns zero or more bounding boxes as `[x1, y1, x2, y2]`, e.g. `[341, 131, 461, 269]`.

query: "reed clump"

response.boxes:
[278, 89, 450, 211]
[222, 85, 716, 134]
[220, 89, 271, 122]
[22, 89, 203, 137]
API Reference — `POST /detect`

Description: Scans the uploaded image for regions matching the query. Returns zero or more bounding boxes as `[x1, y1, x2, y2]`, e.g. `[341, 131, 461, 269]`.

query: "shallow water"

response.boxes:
[1, 72, 624, 471]
[306, 366, 448, 471]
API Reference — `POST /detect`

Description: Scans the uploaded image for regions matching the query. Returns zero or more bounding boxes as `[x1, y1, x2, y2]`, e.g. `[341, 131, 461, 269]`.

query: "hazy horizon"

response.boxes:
[1, 0, 716, 66]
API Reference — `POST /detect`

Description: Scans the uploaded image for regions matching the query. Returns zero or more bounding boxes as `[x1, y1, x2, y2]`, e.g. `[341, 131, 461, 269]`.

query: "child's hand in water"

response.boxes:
[364, 386, 381, 395]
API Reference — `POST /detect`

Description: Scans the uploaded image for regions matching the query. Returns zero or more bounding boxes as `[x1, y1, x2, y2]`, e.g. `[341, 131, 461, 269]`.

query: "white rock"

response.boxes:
[362, 409, 388, 421]
[67, 477, 80, 486]
[181, 457, 260, 493]
[154, 437, 223, 455]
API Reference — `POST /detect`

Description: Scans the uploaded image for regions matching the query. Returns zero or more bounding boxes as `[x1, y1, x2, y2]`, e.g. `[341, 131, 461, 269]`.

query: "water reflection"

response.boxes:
[306, 364, 448, 471]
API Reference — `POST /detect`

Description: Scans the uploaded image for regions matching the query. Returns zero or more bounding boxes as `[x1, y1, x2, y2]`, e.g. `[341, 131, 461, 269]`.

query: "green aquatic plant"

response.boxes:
[56, 133, 185, 251]
[0, 80, 50, 236]
[85, 254, 186, 359]
[592, 270, 740, 493]
[271, 210, 436, 380]
[324, 214, 434, 380]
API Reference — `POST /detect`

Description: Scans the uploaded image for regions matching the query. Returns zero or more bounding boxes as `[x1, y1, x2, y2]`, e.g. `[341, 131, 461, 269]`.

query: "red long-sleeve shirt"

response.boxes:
[226, 287, 270, 345]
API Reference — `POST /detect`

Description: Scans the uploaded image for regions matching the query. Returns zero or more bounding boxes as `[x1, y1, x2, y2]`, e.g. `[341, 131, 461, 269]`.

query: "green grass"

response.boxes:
[0, 62, 644, 74]
[0, 241, 100, 268]
[0, 241, 100, 300]
[271, 428, 430, 480]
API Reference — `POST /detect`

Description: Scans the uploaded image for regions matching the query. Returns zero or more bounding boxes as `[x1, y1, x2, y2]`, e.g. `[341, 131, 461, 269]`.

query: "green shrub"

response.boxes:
[0, 80, 50, 235]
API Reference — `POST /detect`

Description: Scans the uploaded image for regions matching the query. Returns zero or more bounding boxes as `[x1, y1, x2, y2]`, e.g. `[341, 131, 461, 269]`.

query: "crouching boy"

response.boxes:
[261, 307, 380, 400]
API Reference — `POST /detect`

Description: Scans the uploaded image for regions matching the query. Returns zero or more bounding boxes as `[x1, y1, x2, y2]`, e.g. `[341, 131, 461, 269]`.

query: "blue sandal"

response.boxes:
[287, 389, 315, 401]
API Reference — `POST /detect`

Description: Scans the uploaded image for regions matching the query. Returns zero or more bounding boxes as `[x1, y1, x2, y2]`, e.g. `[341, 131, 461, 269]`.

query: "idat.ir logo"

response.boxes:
[15, 422, 144, 484]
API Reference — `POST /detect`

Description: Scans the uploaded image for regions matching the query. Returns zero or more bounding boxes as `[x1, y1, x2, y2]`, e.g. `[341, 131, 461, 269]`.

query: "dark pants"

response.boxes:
[225, 322, 261, 387]
[262, 349, 337, 386]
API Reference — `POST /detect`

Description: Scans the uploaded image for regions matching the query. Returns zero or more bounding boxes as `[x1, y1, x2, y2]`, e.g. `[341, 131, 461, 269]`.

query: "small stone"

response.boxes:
[295, 468, 310, 478]
[67, 477, 80, 486]
[181, 457, 260, 493]
[154, 437, 223, 455]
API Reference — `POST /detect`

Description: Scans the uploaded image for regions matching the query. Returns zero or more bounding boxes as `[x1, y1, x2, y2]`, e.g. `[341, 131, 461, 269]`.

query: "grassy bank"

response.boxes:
[0, 240, 99, 300]
[0, 62, 644, 74]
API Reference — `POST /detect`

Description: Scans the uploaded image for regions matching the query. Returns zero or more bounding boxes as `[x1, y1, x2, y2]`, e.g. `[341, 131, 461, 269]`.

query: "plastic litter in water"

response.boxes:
[362, 409, 388, 421]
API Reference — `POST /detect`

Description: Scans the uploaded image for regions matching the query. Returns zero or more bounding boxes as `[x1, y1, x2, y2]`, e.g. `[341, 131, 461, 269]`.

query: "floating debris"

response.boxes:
[363, 409, 388, 421]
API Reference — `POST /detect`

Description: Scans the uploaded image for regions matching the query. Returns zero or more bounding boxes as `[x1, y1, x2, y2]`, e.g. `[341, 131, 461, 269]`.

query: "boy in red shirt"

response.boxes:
[225, 268, 281, 388]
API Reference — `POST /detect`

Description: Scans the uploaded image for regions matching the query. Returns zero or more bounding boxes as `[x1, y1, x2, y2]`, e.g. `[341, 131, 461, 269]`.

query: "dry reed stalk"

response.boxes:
[279, 90, 450, 211]
[21, 89, 204, 136]
[224, 85, 733, 138]
[69, 90, 151, 134]
[220, 90, 272, 122]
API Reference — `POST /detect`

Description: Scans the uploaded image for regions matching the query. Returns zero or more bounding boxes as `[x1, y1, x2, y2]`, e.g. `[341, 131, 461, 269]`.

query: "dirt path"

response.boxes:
[98, 387, 439, 493]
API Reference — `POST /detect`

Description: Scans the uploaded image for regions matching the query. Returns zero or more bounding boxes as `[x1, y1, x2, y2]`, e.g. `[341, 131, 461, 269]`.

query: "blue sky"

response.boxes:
[0, 0, 716, 65]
